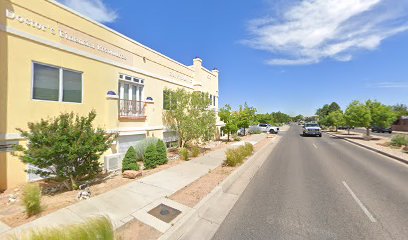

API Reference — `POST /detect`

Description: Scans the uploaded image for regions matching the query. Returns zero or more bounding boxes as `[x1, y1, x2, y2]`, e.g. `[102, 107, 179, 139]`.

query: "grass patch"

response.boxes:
[179, 148, 189, 161]
[12, 216, 115, 240]
[191, 146, 200, 158]
[22, 183, 42, 217]
[224, 143, 254, 167]
[390, 134, 408, 147]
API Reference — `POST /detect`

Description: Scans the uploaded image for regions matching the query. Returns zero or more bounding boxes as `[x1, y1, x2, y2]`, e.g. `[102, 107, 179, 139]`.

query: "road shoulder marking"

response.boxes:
[342, 181, 377, 223]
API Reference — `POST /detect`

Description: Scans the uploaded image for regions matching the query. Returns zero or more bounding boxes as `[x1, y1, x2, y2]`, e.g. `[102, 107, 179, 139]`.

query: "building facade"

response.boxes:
[0, 0, 221, 191]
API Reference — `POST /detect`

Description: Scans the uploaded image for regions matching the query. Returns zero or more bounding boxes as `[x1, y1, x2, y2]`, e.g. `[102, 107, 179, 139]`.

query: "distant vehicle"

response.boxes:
[237, 128, 247, 136]
[371, 126, 392, 133]
[258, 124, 270, 132]
[303, 123, 322, 137]
[258, 124, 279, 134]
[338, 126, 355, 130]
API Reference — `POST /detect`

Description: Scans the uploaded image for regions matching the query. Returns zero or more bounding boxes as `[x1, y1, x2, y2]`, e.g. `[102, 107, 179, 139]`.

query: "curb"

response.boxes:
[159, 136, 280, 240]
[325, 132, 408, 165]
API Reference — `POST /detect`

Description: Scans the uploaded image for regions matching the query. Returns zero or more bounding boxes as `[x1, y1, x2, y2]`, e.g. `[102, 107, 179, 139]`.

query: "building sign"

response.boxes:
[5, 9, 128, 61]
[169, 72, 192, 84]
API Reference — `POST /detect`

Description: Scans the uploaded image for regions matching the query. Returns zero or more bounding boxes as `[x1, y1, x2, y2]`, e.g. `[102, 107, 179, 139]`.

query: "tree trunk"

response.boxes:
[227, 133, 230, 142]
[366, 127, 370, 137]
[70, 175, 78, 190]
[348, 128, 350, 135]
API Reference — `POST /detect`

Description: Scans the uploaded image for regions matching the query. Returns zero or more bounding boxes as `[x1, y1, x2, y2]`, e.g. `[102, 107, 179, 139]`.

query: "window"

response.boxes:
[213, 95, 216, 106]
[32, 63, 82, 103]
[210, 94, 213, 105]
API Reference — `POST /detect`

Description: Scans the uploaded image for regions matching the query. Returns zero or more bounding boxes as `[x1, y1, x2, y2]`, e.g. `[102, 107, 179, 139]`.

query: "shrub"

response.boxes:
[122, 146, 139, 172]
[156, 139, 168, 165]
[191, 146, 200, 158]
[242, 143, 254, 156]
[22, 183, 42, 217]
[248, 129, 261, 134]
[19, 216, 114, 240]
[225, 148, 244, 167]
[232, 135, 241, 141]
[224, 143, 254, 167]
[14, 111, 116, 190]
[179, 148, 189, 161]
[390, 134, 408, 147]
[403, 145, 408, 153]
[144, 144, 158, 169]
[134, 137, 159, 162]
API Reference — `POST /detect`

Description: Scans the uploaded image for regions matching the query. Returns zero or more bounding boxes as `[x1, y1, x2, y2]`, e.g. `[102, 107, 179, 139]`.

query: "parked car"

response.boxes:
[303, 123, 322, 137]
[371, 126, 392, 133]
[338, 126, 355, 130]
[258, 124, 279, 134]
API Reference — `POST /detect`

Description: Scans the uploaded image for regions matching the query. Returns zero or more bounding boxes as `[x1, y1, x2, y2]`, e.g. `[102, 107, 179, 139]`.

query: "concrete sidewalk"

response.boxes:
[0, 134, 266, 238]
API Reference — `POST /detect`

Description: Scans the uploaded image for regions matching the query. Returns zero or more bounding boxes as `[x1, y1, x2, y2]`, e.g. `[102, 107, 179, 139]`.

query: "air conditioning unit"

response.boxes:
[104, 153, 124, 172]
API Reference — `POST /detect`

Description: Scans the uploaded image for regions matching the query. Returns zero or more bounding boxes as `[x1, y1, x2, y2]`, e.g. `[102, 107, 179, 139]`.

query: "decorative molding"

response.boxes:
[1, 24, 194, 89]
[0, 133, 24, 141]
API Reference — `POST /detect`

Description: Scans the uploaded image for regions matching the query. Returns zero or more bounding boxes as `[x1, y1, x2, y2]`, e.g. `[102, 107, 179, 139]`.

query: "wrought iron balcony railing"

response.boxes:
[118, 99, 146, 120]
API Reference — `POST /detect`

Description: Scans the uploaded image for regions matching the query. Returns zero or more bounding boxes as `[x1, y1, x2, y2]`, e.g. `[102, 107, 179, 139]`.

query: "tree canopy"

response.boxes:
[163, 88, 216, 147]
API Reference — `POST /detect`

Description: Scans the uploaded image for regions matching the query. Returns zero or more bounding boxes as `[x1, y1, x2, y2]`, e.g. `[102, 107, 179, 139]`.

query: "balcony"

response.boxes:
[118, 99, 146, 120]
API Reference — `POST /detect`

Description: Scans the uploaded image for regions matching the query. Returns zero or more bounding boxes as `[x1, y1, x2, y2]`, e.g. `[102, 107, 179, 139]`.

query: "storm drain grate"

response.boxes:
[147, 203, 181, 223]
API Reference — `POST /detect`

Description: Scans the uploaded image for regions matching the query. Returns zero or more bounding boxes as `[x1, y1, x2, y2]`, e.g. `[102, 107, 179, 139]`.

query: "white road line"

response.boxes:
[342, 181, 377, 223]
[313, 143, 318, 149]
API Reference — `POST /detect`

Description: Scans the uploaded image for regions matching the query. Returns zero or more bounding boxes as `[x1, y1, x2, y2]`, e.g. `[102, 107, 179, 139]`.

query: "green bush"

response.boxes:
[242, 143, 254, 156]
[17, 216, 114, 240]
[134, 137, 159, 162]
[179, 148, 189, 161]
[191, 146, 200, 158]
[232, 135, 241, 141]
[14, 111, 116, 190]
[156, 139, 168, 165]
[144, 144, 158, 169]
[122, 146, 139, 172]
[224, 143, 254, 167]
[22, 183, 42, 217]
[403, 145, 408, 153]
[248, 129, 261, 134]
[390, 134, 408, 147]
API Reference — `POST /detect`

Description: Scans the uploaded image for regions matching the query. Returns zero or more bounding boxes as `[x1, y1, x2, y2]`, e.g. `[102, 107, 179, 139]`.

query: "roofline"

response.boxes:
[47, 0, 194, 71]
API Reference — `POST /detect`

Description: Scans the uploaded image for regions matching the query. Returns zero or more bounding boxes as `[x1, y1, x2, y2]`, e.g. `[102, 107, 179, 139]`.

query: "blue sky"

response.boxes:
[59, 0, 408, 116]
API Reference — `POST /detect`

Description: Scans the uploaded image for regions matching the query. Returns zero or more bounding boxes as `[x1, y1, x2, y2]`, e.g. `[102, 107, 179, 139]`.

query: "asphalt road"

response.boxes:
[212, 124, 408, 240]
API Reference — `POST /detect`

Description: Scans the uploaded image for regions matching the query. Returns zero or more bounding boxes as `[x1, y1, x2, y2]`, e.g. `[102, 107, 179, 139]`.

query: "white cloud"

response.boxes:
[367, 82, 408, 88]
[244, 0, 408, 65]
[58, 0, 117, 23]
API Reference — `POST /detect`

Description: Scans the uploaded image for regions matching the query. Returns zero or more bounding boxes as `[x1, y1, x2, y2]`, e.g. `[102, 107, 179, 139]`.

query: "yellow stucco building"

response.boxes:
[0, 0, 221, 191]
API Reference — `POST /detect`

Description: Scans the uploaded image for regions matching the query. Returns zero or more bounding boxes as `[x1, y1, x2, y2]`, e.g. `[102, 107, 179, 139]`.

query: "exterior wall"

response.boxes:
[0, 0, 220, 191]
[392, 118, 408, 132]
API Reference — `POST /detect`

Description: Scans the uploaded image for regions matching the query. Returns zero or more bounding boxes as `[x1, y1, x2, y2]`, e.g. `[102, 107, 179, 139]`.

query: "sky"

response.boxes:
[58, 0, 408, 116]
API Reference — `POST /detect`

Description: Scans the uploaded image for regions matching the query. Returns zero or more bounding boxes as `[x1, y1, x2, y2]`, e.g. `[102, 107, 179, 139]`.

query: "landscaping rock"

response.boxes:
[7, 194, 18, 204]
[77, 187, 91, 200]
[122, 170, 142, 179]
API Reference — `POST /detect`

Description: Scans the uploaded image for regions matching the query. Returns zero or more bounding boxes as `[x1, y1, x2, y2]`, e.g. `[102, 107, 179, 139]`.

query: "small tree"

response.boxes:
[236, 103, 257, 135]
[144, 144, 158, 169]
[219, 104, 238, 141]
[366, 100, 397, 129]
[15, 111, 116, 190]
[156, 139, 168, 165]
[122, 146, 139, 172]
[345, 101, 371, 136]
[163, 88, 216, 147]
[327, 110, 345, 131]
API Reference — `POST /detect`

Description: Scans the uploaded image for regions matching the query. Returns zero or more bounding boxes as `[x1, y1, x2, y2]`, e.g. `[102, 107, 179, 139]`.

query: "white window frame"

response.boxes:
[31, 62, 84, 104]
[118, 73, 144, 101]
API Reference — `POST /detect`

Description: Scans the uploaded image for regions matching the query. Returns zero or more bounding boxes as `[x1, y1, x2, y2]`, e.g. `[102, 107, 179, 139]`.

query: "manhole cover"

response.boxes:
[147, 203, 181, 223]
